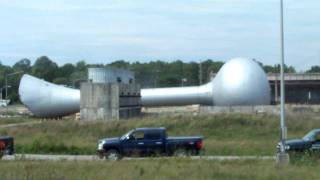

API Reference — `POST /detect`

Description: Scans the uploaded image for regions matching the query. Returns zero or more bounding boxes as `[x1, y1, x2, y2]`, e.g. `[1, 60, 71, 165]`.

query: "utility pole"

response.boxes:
[5, 71, 24, 100]
[199, 60, 203, 85]
[0, 87, 3, 99]
[276, 0, 289, 165]
[5, 77, 7, 100]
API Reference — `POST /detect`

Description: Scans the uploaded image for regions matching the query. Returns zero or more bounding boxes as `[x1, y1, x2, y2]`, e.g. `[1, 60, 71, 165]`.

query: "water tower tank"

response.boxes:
[88, 67, 135, 84]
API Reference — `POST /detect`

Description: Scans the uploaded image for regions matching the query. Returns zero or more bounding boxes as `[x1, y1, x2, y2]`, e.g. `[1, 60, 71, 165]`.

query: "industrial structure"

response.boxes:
[209, 72, 320, 105]
[18, 58, 271, 118]
[141, 58, 270, 106]
[19, 74, 80, 118]
[80, 68, 140, 121]
[269, 73, 320, 104]
[19, 68, 141, 120]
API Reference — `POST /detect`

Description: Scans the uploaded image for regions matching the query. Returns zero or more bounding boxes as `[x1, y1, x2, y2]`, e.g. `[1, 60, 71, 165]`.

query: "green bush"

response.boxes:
[15, 138, 94, 155]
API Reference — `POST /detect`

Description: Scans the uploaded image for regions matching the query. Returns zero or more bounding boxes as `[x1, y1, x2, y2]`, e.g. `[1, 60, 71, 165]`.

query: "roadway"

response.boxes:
[1, 154, 275, 161]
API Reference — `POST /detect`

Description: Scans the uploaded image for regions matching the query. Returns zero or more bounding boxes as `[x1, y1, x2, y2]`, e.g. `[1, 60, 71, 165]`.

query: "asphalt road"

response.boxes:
[1, 154, 275, 161]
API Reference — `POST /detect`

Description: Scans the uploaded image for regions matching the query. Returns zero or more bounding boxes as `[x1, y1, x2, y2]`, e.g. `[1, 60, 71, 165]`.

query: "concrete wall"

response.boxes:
[80, 83, 119, 121]
[199, 104, 320, 115]
[80, 83, 141, 121]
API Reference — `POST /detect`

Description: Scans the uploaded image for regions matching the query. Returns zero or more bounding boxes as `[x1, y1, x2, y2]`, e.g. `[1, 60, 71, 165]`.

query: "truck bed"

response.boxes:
[166, 136, 203, 155]
[167, 136, 202, 141]
[0, 136, 14, 155]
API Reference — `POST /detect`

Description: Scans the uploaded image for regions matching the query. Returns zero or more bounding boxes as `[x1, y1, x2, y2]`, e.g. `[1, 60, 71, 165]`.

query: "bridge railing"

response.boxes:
[268, 73, 320, 81]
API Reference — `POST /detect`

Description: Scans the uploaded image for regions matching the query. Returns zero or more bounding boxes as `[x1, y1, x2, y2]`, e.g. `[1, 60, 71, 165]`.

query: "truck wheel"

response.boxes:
[105, 149, 121, 161]
[174, 148, 188, 157]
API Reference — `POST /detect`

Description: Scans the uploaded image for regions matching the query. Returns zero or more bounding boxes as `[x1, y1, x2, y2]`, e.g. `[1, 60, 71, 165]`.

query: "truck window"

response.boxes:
[133, 131, 144, 140]
[315, 133, 320, 141]
[145, 131, 162, 140]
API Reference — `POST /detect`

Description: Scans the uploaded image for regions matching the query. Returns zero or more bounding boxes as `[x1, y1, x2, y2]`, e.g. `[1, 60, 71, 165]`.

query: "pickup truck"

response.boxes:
[97, 127, 203, 160]
[277, 129, 320, 153]
[0, 136, 14, 159]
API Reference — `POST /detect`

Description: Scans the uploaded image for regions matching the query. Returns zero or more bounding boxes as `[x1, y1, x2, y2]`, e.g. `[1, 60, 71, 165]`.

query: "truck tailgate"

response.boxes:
[167, 136, 202, 141]
[0, 136, 14, 155]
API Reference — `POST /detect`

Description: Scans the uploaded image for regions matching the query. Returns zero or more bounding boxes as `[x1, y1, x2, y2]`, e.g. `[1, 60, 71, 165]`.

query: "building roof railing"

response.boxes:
[267, 73, 320, 81]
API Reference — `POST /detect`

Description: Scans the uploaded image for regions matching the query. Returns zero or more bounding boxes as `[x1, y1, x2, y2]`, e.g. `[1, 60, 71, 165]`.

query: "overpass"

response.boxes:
[268, 73, 320, 104]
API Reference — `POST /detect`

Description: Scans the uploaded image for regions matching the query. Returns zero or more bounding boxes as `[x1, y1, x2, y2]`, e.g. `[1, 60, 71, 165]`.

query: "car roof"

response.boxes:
[311, 129, 320, 133]
[135, 127, 165, 131]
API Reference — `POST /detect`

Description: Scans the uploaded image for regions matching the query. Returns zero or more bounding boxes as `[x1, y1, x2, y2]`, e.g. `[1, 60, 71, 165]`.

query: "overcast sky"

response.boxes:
[0, 0, 319, 71]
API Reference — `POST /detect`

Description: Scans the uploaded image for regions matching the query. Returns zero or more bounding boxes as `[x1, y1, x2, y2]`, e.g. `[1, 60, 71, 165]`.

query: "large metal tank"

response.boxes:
[19, 58, 271, 118]
[19, 75, 80, 117]
[88, 67, 135, 84]
[141, 58, 270, 106]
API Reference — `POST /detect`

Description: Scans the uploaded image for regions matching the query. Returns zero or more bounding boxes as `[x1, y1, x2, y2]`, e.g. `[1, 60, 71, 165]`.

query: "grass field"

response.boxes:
[0, 112, 319, 155]
[1, 158, 320, 180]
[1, 112, 320, 179]
[0, 117, 32, 125]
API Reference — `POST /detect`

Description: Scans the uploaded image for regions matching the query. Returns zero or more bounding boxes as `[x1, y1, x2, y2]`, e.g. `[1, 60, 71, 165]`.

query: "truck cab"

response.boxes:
[122, 128, 166, 156]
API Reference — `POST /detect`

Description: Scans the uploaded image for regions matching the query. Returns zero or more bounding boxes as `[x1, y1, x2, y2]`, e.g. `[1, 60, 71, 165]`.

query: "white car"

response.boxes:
[0, 99, 10, 107]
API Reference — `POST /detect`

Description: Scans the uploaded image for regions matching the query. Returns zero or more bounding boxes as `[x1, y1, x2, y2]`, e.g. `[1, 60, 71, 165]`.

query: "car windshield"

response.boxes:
[120, 130, 134, 140]
[303, 130, 318, 141]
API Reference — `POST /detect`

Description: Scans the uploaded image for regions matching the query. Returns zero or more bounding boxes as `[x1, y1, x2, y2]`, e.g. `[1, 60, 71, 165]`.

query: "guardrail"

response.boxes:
[268, 73, 320, 81]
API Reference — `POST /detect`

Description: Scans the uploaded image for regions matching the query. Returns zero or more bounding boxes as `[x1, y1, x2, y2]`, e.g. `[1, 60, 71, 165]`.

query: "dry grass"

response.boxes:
[0, 112, 319, 155]
[0, 117, 31, 125]
[1, 159, 320, 180]
[1, 112, 320, 179]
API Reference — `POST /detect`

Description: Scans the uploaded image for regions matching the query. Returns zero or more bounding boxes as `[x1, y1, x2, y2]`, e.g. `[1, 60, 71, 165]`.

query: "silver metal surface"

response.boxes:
[19, 74, 80, 117]
[141, 83, 213, 106]
[19, 58, 271, 118]
[88, 67, 134, 84]
[212, 58, 270, 106]
[141, 58, 271, 106]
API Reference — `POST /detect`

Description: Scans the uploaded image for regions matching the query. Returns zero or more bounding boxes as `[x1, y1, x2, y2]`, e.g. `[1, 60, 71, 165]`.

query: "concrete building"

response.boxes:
[80, 68, 141, 121]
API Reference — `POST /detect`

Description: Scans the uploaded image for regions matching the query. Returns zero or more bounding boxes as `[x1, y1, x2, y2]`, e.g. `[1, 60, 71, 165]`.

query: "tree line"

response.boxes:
[0, 56, 319, 103]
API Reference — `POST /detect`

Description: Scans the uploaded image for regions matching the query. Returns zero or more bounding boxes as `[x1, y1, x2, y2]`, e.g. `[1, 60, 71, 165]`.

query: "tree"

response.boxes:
[130, 61, 154, 88]
[0, 64, 13, 100]
[307, 66, 320, 73]
[263, 65, 275, 73]
[108, 60, 130, 69]
[57, 63, 76, 78]
[13, 58, 31, 73]
[263, 64, 296, 73]
[210, 61, 224, 73]
[69, 71, 87, 88]
[183, 62, 199, 86]
[53, 77, 69, 85]
[32, 56, 58, 82]
[76, 60, 87, 72]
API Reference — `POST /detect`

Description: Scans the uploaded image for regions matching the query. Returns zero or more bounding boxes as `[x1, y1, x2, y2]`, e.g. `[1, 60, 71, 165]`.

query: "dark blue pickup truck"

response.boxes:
[97, 127, 203, 160]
